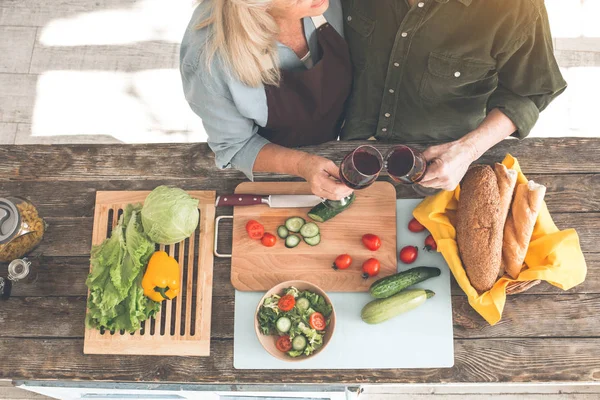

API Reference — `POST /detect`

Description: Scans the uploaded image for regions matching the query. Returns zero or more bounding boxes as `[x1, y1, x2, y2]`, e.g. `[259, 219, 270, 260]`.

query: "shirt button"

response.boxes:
[418, 2, 425, 7]
[347, 16, 352, 21]
[454, 71, 461, 77]
[385, 113, 391, 118]
[389, 89, 395, 93]
[394, 62, 400, 67]
[382, 128, 387, 132]
[401, 32, 408, 38]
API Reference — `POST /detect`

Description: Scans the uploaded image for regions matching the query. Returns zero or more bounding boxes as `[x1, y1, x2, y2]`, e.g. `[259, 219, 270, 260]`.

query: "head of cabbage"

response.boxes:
[141, 186, 199, 245]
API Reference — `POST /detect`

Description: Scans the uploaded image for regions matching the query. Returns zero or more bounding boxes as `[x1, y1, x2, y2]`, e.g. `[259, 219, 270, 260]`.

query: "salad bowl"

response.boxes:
[254, 280, 336, 362]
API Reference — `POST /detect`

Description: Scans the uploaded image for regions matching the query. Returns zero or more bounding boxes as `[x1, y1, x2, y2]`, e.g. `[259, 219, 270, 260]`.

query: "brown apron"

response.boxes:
[258, 15, 352, 147]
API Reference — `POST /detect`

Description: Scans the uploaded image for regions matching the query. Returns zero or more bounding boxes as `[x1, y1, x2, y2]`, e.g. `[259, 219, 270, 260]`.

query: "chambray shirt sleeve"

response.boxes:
[487, 4, 567, 139]
[180, 62, 269, 181]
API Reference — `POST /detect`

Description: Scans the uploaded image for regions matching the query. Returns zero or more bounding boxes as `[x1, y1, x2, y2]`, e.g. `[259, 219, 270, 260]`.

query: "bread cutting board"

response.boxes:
[231, 182, 397, 292]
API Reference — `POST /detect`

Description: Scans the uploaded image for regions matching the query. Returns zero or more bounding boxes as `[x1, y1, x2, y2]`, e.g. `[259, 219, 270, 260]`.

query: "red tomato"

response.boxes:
[362, 234, 382, 251]
[261, 233, 277, 247]
[399, 246, 418, 264]
[309, 312, 327, 331]
[361, 258, 381, 279]
[276, 335, 292, 352]
[278, 294, 296, 312]
[246, 220, 264, 239]
[424, 234, 437, 251]
[408, 218, 426, 233]
[332, 254, 352, 270]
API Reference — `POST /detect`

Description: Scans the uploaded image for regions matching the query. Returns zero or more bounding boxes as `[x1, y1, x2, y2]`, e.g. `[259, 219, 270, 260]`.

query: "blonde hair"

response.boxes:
[197, 0, 284, 87]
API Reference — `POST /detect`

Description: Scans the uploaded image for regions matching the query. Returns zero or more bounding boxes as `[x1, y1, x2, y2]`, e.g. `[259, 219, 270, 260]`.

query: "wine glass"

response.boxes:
[384, 145, 440, 197]
[325, 145, 383, 208]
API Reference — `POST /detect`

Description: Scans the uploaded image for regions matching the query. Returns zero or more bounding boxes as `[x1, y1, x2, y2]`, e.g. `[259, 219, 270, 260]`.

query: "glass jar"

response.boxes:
[0, 197, 46, 262]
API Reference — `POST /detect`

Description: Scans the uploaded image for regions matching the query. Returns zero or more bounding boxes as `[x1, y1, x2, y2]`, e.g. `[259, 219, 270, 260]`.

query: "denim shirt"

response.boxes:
[180, 0, 344, 180]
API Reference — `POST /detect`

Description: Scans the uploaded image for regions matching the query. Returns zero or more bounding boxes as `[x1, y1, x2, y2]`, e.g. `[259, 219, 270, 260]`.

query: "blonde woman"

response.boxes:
[180, 0, 353, 200]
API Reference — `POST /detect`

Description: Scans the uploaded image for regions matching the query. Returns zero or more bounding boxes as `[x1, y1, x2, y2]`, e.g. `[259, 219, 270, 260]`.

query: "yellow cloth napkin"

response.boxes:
[413, 154, 587, 325]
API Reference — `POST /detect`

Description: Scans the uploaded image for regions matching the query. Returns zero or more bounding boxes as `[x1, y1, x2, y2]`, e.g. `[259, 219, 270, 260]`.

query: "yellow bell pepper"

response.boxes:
[142, 251, 180, 302]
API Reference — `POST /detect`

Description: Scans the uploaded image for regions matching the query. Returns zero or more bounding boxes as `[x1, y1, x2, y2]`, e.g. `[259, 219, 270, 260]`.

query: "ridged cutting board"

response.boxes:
[231, 182, 397, 291]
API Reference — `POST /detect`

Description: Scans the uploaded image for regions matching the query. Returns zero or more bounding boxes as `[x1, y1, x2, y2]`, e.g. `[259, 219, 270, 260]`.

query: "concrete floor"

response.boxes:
[0, 0, 599, 145]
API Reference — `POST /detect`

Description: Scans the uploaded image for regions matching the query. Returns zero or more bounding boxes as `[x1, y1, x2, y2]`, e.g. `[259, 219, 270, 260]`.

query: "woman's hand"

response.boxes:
[419, 139, 478, 191]
[297, 154, 354, 200]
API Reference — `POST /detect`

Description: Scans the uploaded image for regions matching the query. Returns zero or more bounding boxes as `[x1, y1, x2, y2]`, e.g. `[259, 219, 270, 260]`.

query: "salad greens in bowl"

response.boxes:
[254, 280, 336, 361]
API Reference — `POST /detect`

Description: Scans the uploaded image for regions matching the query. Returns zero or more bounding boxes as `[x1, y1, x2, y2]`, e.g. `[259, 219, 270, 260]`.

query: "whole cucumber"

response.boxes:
[361, 289, 435, 324]
[369, 267, 441, 299]
[307, 193, 356, 223]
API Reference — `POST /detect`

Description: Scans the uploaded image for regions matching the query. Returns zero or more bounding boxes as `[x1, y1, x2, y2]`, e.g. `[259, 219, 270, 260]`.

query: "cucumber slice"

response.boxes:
[285, 217, 305, 233]
[303, 234, 321, 246]
[299, 222, 320, 238]
[285, 234, 301, 248]
[292, 335, 307, 351]
[296, 297, 310, 312]
[277, 225, 289, 239]
[276, 317, 291, 333]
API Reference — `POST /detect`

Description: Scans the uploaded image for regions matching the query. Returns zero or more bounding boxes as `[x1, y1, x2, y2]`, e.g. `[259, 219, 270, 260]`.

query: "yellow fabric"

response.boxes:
[412, 154, 587, 325]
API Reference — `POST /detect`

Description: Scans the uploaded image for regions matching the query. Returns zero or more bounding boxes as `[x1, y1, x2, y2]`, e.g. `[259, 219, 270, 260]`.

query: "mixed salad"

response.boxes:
[257, 287, 333, 357]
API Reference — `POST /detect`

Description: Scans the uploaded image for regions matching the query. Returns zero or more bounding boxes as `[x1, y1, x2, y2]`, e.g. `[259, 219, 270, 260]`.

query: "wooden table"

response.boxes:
[0, 139, 599, 385]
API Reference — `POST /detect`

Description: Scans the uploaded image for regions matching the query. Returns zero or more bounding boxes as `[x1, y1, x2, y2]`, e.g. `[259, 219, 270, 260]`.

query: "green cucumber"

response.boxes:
[369, 267, 441, 299]
[303, 234, 321, 246]
[277, 225, 289, 239]
[296, 297, 310, 312]
[276, 317, 291, 333]
[361, 289, 435, 325]
[299, 222, 320, 238]
[291, 335, 307, 351]
[285, 217, 305, 233]
[285, 234, 301, 248]
[307, 193, 356, 223]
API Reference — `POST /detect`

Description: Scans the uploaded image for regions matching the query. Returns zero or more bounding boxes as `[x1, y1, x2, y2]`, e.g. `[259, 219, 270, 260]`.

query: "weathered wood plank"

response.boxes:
[1, 174, 598, 219]
[1, 337, 599, 383]
[0, 27, 37, 73]
[0, 74, 37, 123]
[0, 140, 600, 182]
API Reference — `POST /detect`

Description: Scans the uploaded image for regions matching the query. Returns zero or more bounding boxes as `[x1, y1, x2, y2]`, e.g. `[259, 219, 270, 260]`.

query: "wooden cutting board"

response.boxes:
[231, 182, 397, 292]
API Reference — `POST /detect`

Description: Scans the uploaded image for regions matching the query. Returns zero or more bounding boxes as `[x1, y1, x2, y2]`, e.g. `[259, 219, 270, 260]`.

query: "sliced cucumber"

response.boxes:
[296, 297, 310, 312]
[303, 234, 321, 246]
[285, 217, 305, 233]
[285, 234, 301, 248]
[308, 193, 356, 223]
[277, 225, 289, 239]
[292, 335, 307, 351]
[299, 222, 320, 238]
[276, 317, 291, 333]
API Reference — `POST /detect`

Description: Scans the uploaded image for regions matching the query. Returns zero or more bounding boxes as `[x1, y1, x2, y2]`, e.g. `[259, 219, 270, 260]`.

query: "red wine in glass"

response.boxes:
[339, 145, 383, 189]
[385, 145, 440, 196]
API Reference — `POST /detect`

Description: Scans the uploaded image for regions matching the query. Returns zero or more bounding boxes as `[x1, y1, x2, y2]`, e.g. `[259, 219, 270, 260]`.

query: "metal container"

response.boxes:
[0, 197, 46, 262]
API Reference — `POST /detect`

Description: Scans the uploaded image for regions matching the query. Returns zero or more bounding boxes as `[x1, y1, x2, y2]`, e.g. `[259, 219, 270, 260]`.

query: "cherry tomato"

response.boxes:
[424, 234, 437, 251]
[246, 220, 264, 240]
[362, 258, 381, 279]
[276, 335, 292, 352]
[309, 312, 327, 331]
[362, 234, 382, 251]
[399, 246, 418, 264]
[261, 233, 277, 247]
[332, 254, 352, 270]
[278, 294, 295, 312]
[408, 218, 426, 233]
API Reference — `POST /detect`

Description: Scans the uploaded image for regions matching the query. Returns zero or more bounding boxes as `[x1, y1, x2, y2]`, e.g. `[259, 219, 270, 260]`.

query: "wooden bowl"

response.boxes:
[254, 280, 336, 362]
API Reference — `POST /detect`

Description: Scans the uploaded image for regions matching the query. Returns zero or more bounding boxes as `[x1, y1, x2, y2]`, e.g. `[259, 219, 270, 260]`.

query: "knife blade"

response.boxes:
[215, 194, 322, 208]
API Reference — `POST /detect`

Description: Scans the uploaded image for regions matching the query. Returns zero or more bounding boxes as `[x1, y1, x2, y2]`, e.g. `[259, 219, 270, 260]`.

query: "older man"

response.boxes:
[341, 0, 566, 190]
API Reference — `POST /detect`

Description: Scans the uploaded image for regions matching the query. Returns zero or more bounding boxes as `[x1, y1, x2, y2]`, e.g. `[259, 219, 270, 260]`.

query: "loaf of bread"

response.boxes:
[502, 180, 546, 279]
[493, 163, 518, 277]
[456, 165, 503, 292]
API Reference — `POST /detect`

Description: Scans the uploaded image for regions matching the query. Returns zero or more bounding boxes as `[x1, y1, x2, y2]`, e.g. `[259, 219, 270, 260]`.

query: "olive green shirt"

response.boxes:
[341, 0, 567, 142]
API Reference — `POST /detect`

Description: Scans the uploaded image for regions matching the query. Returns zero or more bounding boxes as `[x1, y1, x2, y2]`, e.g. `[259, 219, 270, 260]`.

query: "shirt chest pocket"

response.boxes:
[344, 9, 375, 73]
[419, 52, 497, 104]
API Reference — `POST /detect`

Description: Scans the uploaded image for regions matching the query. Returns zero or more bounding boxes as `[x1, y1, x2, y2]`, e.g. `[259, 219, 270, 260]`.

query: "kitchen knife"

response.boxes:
[216, 194, 322, 208]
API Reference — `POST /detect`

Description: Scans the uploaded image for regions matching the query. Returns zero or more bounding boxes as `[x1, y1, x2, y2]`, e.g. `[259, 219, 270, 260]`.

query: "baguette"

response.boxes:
[502, 180, 546, 279]
[493, 163, 518, 277]
[456, 165, 503, 292]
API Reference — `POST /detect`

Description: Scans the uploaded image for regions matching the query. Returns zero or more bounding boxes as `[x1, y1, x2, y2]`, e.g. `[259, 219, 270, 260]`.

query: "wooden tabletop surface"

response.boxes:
[0, 138, 599, 385]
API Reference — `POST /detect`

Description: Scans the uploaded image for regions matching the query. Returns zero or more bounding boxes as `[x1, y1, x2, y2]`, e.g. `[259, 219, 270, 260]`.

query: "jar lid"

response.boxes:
[0, 198, 20, 244]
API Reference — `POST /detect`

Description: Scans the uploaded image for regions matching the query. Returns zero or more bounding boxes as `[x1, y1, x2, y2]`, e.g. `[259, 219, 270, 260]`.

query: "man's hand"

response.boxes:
[297, 154, 354, 200]
[419, 139, 478, 191]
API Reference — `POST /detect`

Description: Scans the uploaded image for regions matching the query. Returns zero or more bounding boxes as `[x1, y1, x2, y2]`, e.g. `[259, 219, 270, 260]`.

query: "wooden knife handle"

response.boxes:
[215, 194, 266, 207]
